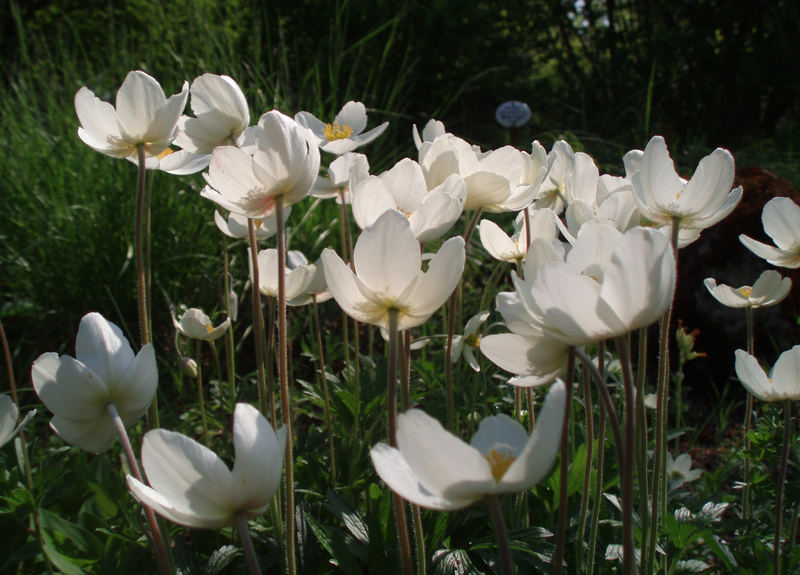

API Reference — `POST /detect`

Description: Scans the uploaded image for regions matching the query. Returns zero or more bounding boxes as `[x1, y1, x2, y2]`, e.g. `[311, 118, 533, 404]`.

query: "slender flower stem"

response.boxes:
[223, 243, 237, 406]
[144, 170, 154, 344]
[195, 340, 209, 446]
[107, 403, 172, 575]
[135, 145, 150, 347]
[275, 196, 296, 575]
[266, 298, 278, 428]
[487, 495, 513, 575]
[742, 304, 755, 519]
[775, 400, 793, 575]
[387, 310, 413, 575]
[615, 336, 636, 575]
[587, 344, 606, 575]
[312, 299, 336, 488]
[554, 347, 575, 575]
[235, 513, 263, 575]
[248, 219, 269, 419]
[576, 368, 594, 574]
[444, 208, 482, 431]
[635, 329, 650, 574]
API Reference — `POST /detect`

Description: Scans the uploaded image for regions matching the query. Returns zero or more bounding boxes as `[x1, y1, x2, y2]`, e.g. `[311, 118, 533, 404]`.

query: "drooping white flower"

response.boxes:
[351, 158, 466, 243]
[286, 251, 332, 306]
[734, 346, 800, 402]
[213, 208, 288, 240]
[310, 152, 370, 203]
[75, 70, 188, 166]
[173, 308, 231, 341]
[479, 208, 557, 263]
[630, 135, 742, 247]
[739, 197, 800, 268]
[160, 73, 250, 174]
[370, 380, 566, 510]
[295, 101, 388, 155]
[31, 313, 157, 453]
[321, 210, 465, 330]
[703, 270, 791, 309]
[127, 403, 286, 529]
[253, 248, 314, 300]
[201, 110, 320, 218]
[451, 311, 490, 372]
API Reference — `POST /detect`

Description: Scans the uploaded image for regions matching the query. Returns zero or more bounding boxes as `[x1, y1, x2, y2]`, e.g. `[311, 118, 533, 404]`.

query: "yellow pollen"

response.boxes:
[677, 188, 684, 199]
[254, 219, 263, 228]
[205, 323, 215, 334]
[485, 449, 516, 482]
[738, 286, 753, 298]
[157, 148, 174, 160]
[324, 123, 353, 141]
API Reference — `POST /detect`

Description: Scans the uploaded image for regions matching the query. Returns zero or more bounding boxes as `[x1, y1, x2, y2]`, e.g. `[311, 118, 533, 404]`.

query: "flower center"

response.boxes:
[465, 333, 480, 348]
[485, 448, 516, 482]
[205, 323, 215, 334]
[324, 123, 353, 141]
[737, 286, 753, 298]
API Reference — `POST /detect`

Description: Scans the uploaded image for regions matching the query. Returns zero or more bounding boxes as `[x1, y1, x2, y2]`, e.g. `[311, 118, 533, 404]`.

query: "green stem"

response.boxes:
[195, 340, 209, 447]
[636, 329, 650, 575]
[275, 197, 296, 575]
[588, 403, 606, 575]
[615, 336, 636, 575]
[135, 144, 150, 347]
[108, 403, 173, 574]
[775, 401, 792, 575]
[223, 242, 237, 406]
[487, 495, 513, 575]
[554, 347, 575, 575]
[248, 219, 269, 419]
[235, 513, 262, 575]
[312, 299, 336, 488]
[742, 305, 755, 519]
[576, 368, 594, 574]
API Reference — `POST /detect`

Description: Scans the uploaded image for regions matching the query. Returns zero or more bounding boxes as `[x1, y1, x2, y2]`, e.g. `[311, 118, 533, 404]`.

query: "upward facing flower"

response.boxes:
[127, 403, 286, 529]
[704, 270, 791, 309]
[31, 313, 157, 453]
[75, 70, 188, 165]
[631, 136, 742, 247]
[370, 380, 566, 510]
[201, 110, 320, 218]
[321, 210, 465, 330]
[295, 101, 389, 155]
[739, 197, 800, 268]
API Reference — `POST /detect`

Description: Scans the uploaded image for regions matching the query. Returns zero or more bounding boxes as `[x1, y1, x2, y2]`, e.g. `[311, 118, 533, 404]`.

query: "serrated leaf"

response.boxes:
[326, 489, 369, 546]
[206, 545, 239, 575]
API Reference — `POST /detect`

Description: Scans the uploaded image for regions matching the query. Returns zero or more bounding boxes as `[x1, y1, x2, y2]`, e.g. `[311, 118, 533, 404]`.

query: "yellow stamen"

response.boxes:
[738, 286, 753, 298]
[485, 449, 516, 482]
[254, 219, 263, 229]
[205, 323, 215, 334]
[157, 148, 174, 160]
[465, 333, 481, 348]
[324, 123, 353, 141]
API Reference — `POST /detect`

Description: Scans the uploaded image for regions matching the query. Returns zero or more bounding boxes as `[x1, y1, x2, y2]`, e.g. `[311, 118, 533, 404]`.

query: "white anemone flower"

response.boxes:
[161, 74, 250, 174]
[704, 270, 791, 309]
[213, 208, 288, 240]
[310, 152, 370, 203]
[127, 403, 286, 529]
[734, 346, 800, 402]
[286, 250, 332, 306]
[412, 119, 447, 150]
[295, 101, 389, 155]
[75, 70, 188, 166]
[450, 311, 490, 372]
[253, 249, 314, 300]
[321, 209, 465, 330]
[201, 110, 320, 218]
[479, 209, 557, 263]
[370, 380, 566, 510]
[630, 135, 742, 247]
[739, 197, 800, 268]
[0, 395, 35, 449]
[31, 313, 157, 453]
[666, 452, 703, 489]
[351, 159, 466, 243]
[515, 223, 675, 346]
[173, 308, 231, 342]
[532, 140, 575, 213]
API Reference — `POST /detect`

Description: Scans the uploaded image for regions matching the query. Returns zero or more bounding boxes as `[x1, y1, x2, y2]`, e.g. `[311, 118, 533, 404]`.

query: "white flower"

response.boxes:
[451, 311, 490, 372]
[739, 197, 800, 268]
[630, 136, 742, 247]
[253, 248, 314, 300]
[286, 251, 332, 306]
[321, 210, 465, 330]
[667, 452, 703, 489]
[201, 110, 320, 218]
[351, 159, 466, 243]
[0, 396, 34, 449]
[734, 345, 800, 402]
[75, 70, 188, 166]
[479, 209, 557, 263]
[127, 403, 286, 529]
[173, 308, 231, 341]
[31, 313, 157, 453]
[704, 270, 791, 309]
[370, 380, 566, 510]
[295, 101, 389, 155]
[213, 208, 288, 240]
[412, 119, 446, 150]
[161, 74, 250, 174]
[310, 152, 370, 203]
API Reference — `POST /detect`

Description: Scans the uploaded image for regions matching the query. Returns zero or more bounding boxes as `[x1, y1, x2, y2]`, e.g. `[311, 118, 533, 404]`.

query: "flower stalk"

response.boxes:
[235, 513, 263, 575]
[775, 400, 793, 575]
[487, 495, 513, 575]
[248, 219, 269, 418]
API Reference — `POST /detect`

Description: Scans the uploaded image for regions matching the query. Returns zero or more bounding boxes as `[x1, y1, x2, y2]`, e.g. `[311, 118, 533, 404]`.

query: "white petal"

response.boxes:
[333, 101, 368, 135]
[769, 346, 800, 400]
[75, 312, 135, 386]
[470, 414, 528, 457]
[354, 210, 421, 297]
[479, 219, 518, 262]
[750, 270, 791, 307]
[50, 414, 117, 454]
[321, 249, 387, 326]
[115, 344, 158, 416]
[734, 350, 773, 401]
[230, 404, 285, 513]
[762, 197, 800, 251]
[0, 396, 18, 447]
[115, 71, 167, 141]
[127, 476, 229, 529]
[31, 353, 109, 421]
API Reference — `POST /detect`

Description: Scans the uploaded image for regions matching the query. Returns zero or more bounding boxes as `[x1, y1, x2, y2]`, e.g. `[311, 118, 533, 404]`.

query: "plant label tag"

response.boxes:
[495, 101, 531, 128]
